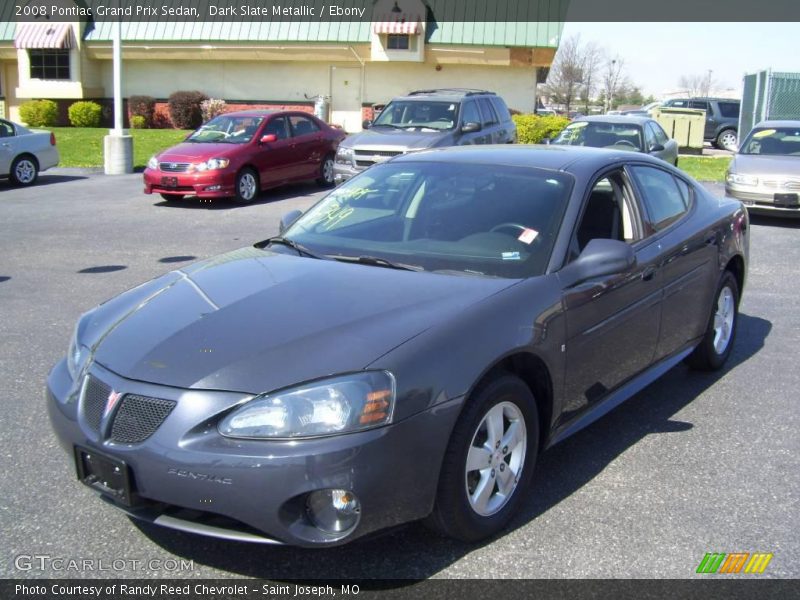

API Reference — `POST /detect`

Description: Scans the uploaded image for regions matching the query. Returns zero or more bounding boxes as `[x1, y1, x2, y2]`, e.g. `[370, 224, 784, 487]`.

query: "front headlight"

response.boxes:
[727, 173, 758, 186]
[335, 147, 354, 164]
[219, 371, 396, 439]
[195, 157, 230, 172]
[66, 324, 89, 381]
[147, 155, 158, 170]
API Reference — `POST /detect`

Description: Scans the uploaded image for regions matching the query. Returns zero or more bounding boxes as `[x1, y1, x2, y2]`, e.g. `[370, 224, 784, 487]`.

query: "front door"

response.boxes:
[331, 66, 362, 133]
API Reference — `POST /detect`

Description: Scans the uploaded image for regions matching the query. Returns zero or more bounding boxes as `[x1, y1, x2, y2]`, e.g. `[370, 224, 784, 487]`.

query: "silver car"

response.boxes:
[0, 118, 59, 186]
[725, 120, 800, 216]
[550, 116, 680, 166]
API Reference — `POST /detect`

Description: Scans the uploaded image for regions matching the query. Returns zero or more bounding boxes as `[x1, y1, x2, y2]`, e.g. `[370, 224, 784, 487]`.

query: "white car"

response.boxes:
[0, 118, 59, 186]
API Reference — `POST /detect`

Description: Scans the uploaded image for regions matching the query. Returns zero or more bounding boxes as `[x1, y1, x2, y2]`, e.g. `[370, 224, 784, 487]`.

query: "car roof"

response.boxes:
[392, 89, 495, 102]
[573, 115, 651, 125]
[667, 97, 740, 103]
[752, 120, 800, 128]
[391, 144, 666, 174]
[222, 109, 305, 118]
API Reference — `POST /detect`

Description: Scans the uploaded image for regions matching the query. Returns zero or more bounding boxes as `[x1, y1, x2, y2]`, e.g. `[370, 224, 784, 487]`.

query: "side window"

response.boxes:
[477, 98, 498, 126]
[651, 122, 670, 145]
[674, 177, 692, 204]
[461, 101, 481, 126]
[718, 102, 740, 118]
[264, 117, 290, 140]
[643, 124, 658, 149]
[573, 170, 640, 257]
[490, 97, 511, 122]
[289, 115, 319, 137]
[0, 120, 14, 137]
[630, 165, 689, 231]
[689, 100, 710, 112]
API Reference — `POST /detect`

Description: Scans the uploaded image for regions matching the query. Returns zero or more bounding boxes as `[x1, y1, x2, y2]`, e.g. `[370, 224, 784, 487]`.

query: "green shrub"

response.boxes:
[19, 99, 58, 127]
[512, 114, 570, 144]
[128, 95, 155, 126]
[130, 115, 147, 129]
[168, 91, 208, 129]
[68, 101, 103, 127]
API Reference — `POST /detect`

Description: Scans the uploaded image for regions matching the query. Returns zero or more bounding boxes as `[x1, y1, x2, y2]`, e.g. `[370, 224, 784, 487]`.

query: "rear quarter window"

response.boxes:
[717, 102, 740, 118]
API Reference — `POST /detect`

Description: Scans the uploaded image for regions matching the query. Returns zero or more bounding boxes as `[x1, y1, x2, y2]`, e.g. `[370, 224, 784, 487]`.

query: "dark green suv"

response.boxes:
[662, 97, 741, 151]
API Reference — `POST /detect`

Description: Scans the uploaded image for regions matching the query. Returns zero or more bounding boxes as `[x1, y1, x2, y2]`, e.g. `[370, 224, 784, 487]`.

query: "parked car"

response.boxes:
[536, 108, 558, 117]
[333, 89, 516, 183]
[49, 145, 748, 547]
[551, 116, 679, 166]
[0, 118, 58, 186]
[725, 120, 800, 216]
[662, 97, 741, 151]
[143, 110, 346, 204]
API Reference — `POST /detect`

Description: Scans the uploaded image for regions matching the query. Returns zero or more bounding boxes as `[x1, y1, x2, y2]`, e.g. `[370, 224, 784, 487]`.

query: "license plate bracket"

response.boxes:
[161, 176, 179, 188]
[74, 446, 135, 506]
[773, 193, 799, 208]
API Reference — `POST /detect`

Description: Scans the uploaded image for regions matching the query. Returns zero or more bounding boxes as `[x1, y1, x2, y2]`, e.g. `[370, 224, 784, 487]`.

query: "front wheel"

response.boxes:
[686, 271, 739, 371]
[316, 154, 335, 187]
[233, 168, 259, 204]
[10, 155, 38, 186]
[426, 374, 538, 542]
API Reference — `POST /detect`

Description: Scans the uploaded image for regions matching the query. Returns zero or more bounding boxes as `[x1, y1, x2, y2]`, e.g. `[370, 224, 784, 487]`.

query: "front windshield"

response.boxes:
[372, 100, 458, 131]
[187, 115, 265, 144]
[553, 121, 643, 151]
[740, 127, 800, 156]
[281, 162, 573, 278]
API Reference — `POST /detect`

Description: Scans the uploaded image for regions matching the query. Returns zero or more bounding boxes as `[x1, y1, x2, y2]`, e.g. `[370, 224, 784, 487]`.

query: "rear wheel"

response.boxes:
[715, 129, 738, 152]
[686, 271, 739, 371]
[426, 374, 538, 542]
[10, 155, 38, 186]
[317, 154, 335, 187]
[233, 168, 259, 204]
[159, 193, 184, 202]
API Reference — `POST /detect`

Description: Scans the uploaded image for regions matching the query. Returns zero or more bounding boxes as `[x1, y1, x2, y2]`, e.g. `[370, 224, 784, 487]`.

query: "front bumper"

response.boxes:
[726, 184, 800, 216]
[332, 163, 361, 184]
[47, 359, 462, 547]
[143, 167, 237, 199]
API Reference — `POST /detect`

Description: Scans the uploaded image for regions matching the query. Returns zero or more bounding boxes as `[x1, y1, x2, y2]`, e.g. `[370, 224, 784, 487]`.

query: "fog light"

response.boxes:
[205, 185, 222, 191]
[306, 489, 361, 535]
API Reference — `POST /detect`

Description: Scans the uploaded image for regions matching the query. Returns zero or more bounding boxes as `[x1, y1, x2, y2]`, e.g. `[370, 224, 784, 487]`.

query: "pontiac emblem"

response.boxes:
[104, 390, 123, 417]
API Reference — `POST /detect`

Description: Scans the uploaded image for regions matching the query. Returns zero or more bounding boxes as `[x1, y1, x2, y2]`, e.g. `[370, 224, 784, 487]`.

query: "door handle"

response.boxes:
[641, 266, 657, 281]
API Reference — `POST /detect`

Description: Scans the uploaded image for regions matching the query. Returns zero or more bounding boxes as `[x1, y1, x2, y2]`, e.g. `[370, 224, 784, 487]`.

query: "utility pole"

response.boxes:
[104, 15, 133, 174]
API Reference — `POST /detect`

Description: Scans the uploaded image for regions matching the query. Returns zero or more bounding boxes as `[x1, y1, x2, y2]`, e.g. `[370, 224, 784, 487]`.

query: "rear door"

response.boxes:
[559, 167, 663, 422]
[0, 119, 18, 174]
[689, 100, 714, 138]
[256, 115, 299, 186]
[287, 114, 325, 180]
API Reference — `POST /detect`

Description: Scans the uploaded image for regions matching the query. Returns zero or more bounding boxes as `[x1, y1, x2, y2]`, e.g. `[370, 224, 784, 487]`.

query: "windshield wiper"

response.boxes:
[371, 123, 404, 129]
[331, 255, 423, 271]
[263, 237, 327, 260]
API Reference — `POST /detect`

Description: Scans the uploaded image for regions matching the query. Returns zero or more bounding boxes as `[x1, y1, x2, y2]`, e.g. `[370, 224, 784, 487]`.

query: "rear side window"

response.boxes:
[477, 98, 498, 126]
[718, 102, 740, 118]
[490, 97, 511, 121]
[289, 115, 320, 137]
[630, 165, 690, 231]
[689, 100, 710, 112]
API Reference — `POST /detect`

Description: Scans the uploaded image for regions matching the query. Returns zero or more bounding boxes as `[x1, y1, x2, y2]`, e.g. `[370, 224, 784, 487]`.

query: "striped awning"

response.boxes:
[373, 16, 421, 35]
[15, 23, 75, 49]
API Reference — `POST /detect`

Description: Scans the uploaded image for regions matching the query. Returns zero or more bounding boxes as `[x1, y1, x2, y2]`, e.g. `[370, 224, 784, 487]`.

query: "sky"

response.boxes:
[559, 22, 799, 99]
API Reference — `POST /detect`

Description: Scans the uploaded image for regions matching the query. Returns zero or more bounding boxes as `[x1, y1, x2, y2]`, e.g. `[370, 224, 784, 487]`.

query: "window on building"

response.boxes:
[29, 49, 70, 80]
[387, 34, 410, 50]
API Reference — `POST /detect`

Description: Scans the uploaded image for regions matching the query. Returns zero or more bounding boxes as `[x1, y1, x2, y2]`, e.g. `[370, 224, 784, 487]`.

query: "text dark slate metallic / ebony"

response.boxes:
[48, 145, 749, 547]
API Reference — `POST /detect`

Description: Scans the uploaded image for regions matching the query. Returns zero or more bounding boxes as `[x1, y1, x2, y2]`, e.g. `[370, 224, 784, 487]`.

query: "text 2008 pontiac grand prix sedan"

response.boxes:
[48, 145, 749, 547]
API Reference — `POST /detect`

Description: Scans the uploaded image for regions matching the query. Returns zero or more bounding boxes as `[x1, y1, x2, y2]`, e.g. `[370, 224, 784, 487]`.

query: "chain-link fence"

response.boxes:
[739, 70, 800, 142]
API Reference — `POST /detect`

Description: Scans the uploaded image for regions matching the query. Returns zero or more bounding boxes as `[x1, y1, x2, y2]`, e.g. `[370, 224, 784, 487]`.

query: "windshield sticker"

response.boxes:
[328, 186, 377, 202]
[502, 252, 521, 261]
[517, 228, 539, 244]
[753, 129, 776, 138]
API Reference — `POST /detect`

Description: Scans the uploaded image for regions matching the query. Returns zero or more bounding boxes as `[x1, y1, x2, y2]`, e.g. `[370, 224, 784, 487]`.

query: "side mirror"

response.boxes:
[362, 119, 373, 129]
[461, 122, 482, 134]
[649, 143, 665, 153]
[561, 239, 636, 287]
[260, 134, 278, 144]
[279, 209, 303, 234]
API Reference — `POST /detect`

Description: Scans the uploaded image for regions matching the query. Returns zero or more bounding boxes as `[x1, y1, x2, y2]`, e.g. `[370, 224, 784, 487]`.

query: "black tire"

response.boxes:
[674, 157, 679, 167]
[426, 374, 539, 542]
[159, 193, 184, 202]
[686, 271, 739, 371]
[9, 155, 39, 186]
[715, 129, 738, 152]
[233, 168, 259, 204]
[316, 154, 335, 187]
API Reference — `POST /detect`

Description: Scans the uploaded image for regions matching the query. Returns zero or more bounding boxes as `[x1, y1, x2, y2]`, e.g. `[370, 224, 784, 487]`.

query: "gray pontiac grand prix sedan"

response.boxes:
[48, 145, 749, 547]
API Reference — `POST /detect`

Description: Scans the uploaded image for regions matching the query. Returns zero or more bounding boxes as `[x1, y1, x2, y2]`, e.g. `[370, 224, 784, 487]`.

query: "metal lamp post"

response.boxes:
[104, 18, 133, 174]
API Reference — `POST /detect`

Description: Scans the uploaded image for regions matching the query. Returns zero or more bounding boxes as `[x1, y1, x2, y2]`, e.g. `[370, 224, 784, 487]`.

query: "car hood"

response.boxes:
[82, 247, 515, 394]
[730, 154, 800, 176]
[156, 142, 239, 162]
[343, 127, 451, 151]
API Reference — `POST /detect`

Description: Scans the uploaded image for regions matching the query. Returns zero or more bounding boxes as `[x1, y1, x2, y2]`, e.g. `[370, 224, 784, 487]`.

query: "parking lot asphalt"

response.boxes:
[0, 172, 797, 580]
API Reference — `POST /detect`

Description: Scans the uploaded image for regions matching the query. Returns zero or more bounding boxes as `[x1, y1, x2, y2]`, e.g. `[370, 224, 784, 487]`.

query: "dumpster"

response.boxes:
[652, 107, 706, 154]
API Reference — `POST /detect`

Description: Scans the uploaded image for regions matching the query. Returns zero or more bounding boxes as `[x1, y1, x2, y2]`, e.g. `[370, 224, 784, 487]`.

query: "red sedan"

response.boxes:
[143, 110, 346, 204]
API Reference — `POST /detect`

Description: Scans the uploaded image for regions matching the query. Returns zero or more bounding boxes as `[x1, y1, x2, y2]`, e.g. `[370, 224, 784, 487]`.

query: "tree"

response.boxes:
[602, 56, 625, 111]
[678, 71, 717, 97]
[579, 42, 603, 113]
[543, 35, 585, 112]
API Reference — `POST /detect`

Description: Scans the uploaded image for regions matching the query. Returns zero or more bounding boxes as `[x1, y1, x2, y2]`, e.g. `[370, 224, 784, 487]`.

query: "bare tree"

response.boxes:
[602, 56, 625, 112]
[678, 71, 717, 97]
[543, 35, 585, 112]
[580, 42, 603, 113]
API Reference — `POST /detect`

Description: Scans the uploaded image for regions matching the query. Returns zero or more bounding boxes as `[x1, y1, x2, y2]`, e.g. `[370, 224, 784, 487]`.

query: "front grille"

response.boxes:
[353, 149, 403, 168]
[82, 375, 111, 433]
[354, 150, 402, 158]
[159, 162, 191, 173]
[762, 179, 800, 191]
[110, 394, 176, 444]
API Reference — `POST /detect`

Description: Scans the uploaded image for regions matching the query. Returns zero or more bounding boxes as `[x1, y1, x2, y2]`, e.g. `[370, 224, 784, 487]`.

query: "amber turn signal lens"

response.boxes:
[359, 389, 391, 424]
